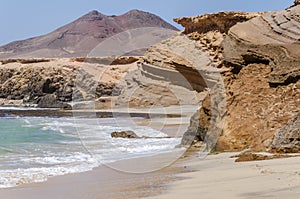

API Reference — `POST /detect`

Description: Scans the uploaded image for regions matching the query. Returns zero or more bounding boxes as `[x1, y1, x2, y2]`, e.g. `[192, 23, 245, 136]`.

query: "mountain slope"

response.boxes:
[0, 10, 178, 58]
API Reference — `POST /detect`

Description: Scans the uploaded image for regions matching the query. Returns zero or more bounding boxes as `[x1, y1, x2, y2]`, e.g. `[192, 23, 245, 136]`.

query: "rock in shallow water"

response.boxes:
[111, 131, 172, 139]
[111, 131, 140, 139]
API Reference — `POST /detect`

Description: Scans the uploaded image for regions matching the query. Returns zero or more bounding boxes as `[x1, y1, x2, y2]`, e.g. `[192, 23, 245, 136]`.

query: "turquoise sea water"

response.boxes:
[0, 115, 182, 188]
[0, 118, 76, 155]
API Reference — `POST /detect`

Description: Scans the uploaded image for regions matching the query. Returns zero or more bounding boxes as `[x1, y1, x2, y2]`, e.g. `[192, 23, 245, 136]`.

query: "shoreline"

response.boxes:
[1, 107, 299, 199]
[0, 105, 196, 118]
[0, 149, 197, 199]
[1, 146, 300, 199]
[147, 152, 300, 199]
[0, 105, 196, 198]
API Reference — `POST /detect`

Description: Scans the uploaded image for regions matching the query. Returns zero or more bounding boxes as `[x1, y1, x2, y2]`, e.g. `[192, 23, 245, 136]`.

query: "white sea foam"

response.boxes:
[0, 107, 58, 111]
[0, 161, 98, 188]
[0, 116, 184, 188]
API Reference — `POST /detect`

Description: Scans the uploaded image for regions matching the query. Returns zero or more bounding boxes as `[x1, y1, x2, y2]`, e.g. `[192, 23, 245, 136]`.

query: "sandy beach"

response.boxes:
[0, 105, 195, 199]
[148, 152, 300, 199]
[0, 106, 299, 199]
[0, 152, 189, 199]
[2, 150, 299, 199]
[1, 105, 299, 199]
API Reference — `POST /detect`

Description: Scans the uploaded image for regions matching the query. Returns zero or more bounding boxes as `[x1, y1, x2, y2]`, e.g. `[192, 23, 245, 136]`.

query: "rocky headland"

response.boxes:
[176, 4, 300, 153]
[116, 4, 299, 154]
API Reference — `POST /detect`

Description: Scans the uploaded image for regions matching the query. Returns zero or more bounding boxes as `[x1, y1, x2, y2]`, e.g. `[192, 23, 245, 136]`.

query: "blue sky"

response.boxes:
[0, 0, 294, 45]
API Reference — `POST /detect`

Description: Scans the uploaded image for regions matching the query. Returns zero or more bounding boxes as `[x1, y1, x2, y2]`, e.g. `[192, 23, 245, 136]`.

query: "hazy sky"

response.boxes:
[0, 0, 294, 45]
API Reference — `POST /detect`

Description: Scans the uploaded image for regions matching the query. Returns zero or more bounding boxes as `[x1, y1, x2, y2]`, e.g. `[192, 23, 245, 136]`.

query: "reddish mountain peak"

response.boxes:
[117, 9, 178, 31]
[78, 10, 107, 22]
[123, 9, 151, 15]
[87, 10, 102, 16]
[0, 10, 178, 58]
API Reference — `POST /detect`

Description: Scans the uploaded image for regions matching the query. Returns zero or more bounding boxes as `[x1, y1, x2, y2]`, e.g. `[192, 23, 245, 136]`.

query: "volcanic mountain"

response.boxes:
[0, 10, 178, 58]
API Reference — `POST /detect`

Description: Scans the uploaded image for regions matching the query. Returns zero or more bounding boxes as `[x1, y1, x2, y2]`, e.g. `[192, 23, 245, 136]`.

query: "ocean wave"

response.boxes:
[0, 116, 183, 188]
[0, 107, 59, 111]
[0, 162, 98, 188]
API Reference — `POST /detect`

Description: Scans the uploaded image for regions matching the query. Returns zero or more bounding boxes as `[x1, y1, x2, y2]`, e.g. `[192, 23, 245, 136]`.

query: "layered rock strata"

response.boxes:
[179, 6, 300, 152]
[116, 32, 225, 108]
[218, 5, 300, 151]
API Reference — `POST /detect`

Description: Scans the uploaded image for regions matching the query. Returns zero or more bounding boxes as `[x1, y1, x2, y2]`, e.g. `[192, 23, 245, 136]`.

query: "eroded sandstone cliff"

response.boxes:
[116, 33, 214, 107]
[178, 6, 300, 152]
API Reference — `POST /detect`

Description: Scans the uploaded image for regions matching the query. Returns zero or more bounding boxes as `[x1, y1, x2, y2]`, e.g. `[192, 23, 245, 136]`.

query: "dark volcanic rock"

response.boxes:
[181, 111, 201, 146]
[111, 131, 172, 139]
[271, 113, 300, 153]
[111, 131, 140, 139]
[0, 10, 178, 58]
[0, 63, 79, 107]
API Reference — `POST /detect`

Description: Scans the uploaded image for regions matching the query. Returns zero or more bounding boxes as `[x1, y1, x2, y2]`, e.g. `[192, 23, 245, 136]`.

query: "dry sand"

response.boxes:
[148, 152, 300, 199]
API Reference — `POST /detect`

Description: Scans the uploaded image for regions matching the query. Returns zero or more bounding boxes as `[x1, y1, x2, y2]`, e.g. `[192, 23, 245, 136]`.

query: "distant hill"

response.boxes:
[0, 10, 178, 58]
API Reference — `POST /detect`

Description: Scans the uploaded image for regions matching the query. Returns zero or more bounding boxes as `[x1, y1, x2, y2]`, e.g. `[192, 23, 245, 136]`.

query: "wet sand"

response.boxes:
[0, 152, 192, 199]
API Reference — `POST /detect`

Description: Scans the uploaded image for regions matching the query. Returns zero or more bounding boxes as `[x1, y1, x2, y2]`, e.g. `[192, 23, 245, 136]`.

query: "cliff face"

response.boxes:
[117, 11, 260, 149]
[223, 6, 300, 86]
[0, 58, 137, 108]
[218, 5, 300, 151]
[116, 33, 213, 107]
[178, 6, 300, 152]
[116, 12, 263, 109]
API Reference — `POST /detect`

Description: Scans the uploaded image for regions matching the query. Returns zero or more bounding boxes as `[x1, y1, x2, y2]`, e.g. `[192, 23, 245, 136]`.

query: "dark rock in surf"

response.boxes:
[111, 131, 140, 138]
